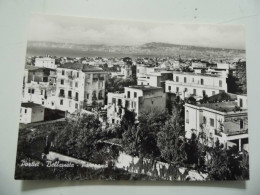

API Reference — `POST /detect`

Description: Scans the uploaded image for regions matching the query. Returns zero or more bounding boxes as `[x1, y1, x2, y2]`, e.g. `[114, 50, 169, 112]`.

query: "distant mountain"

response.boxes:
[27, 41, 245, 59]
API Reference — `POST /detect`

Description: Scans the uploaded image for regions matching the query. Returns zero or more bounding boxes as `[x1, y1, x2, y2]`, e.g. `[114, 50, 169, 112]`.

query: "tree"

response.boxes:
[122, 108, 167, 159]
[157, 110, 187, 166]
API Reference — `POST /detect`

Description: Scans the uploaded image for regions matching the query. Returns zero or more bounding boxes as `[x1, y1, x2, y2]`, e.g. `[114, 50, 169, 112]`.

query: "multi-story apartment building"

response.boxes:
[184, 95, 248, 151]
[23, 65, 57, 109]
[107, 85, 166, 124]
[56, 63, 106, 113]
[137, 72, 173, 91]
[35, 57, 57, 69]
[165, 71, 227, 100]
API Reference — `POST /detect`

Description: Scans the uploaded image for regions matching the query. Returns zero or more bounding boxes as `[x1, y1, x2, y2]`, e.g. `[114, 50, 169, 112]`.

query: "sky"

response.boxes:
[27, 14, 246, 50]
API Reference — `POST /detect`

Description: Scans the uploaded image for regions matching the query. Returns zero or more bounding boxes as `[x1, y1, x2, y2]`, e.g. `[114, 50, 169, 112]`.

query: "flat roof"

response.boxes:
[197, 101, 241, 112]
[21, 102, 43, 108]
[172, 71, 222, 77]
[59, 63, 105, 72]
[25, 65, 41, 71]
[127, 85, 162, 91]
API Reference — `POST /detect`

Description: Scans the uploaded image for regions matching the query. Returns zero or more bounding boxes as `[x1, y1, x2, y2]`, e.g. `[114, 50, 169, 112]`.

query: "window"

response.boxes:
[201, 79, 204, 85]
[31, 89, 34, 94]
[28, 89, 31, 93]
[240, 119, 244, 129]
[118, 99, 122, 106]
[202, 90, 206, 97]
[62, 70, 65, 75]
[212, 91, 215, 96]
[75, 82, 78, 88]
[192, 78, 194, 82]
[133, 102, 136, 108]
[176, 87, 179, 92]
[125, 100, 130, 108]
[60, 99, 63, 105]
[87, 93, 89, 99]
[127, 91, 130, 98]
[24, 109, 27, 113]
[176, 76, 179, 82]
[61, 79, 64, 85]
[193, 89, 196, 95]
[184, 88, 187, 92]
[42, 101, 44, 105]
[219, 80, 222, 87]
[68, 91, 72, 98]
[239, 98, 243, 107]
[184, 77, 187, 83]
[151, 100, 154, 104]
[77, 72, 79, 78]
[59, 89, 65, 97]
[75, 103, 78, 109]
[112, 98, 116, 104]
[98, 91, 103, 99]
[41, 90, 44, 95]
[210, 118, 214, 127]
[134, 92, 137, 98]
[112, 119, 115, 124]
[75, 92, 79, 101]
[168, 86, 171, 91]
[203, 116, 207, 124]
[186, 110, 189, 123]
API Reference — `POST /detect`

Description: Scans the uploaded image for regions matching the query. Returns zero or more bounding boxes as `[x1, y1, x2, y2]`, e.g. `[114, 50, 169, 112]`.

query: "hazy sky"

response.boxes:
[28, 14, 245, 49]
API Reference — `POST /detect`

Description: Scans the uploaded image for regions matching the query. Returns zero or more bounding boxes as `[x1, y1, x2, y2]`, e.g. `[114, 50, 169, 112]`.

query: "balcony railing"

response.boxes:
[59, 93, 65, 98]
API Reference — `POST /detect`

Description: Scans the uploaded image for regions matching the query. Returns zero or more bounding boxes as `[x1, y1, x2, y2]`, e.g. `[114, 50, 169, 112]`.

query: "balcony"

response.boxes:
[74, 96, 79, 101]
[59, 93, 65, 98]
[68, 95, 72, 99]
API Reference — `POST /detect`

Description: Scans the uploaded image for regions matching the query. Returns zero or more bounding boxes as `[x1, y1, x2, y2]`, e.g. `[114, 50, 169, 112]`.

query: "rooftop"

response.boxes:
[25, 65, 55, 71]
[197, 101, 244, 113]
[127, 85, 162, 91]
[172, 71, 222, 77]
[21, 102, 43, 108]
[59, 63, 105, 72]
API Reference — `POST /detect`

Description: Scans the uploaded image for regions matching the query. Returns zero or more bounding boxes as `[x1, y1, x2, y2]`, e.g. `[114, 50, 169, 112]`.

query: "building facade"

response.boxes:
[22, 66, 57, 109]
[20, 103, 45, 124]
[165, 72, 227, 100]
[35, 57, 57, 69]
[56, 63, 106, 113]
[107, 85, 166, 124]
[184, 97, 248, 151]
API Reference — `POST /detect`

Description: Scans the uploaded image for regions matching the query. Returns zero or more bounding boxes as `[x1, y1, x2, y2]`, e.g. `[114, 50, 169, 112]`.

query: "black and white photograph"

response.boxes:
[15, 13, 249, 181]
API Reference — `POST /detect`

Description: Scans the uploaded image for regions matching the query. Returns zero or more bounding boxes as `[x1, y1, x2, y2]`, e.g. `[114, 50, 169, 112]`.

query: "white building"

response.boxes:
[184, 96, 248, 151]
[165, 72, 227, 100]
[107, 85, 166, 124]
[137, 72, 173, 90]
[35, 57, 57, 69]
[22, 66, 57, 110]
[136, 64, 167, 78]
[20, 102, 45, 124]
[56, 63, 106, 113]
